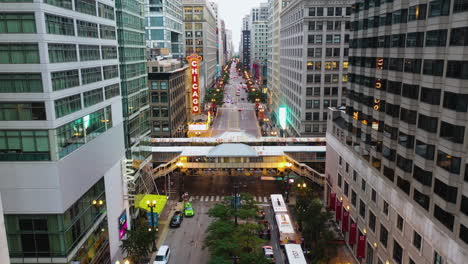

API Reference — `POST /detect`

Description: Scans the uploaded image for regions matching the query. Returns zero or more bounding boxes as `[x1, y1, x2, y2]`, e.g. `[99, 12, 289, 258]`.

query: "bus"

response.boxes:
[284, 244, 307, 264]
[275, 213, 297, 245]
[270, 194, 287, 213]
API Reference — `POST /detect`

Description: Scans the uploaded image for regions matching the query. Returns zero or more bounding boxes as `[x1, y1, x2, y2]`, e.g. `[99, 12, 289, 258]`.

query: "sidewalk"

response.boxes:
[148, 199, 183, 262]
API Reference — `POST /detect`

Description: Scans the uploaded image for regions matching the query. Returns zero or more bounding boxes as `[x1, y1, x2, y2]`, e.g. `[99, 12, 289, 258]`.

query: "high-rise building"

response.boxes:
[0, 1, 129, 263]
[144, 0, 184, 59]
[117, 0, 150, 159]
[280, 0, 350, 137]
[219, 19, 227, 67]
[183, 0, 218, 103]
[226, 29, 233, 60]
[249, 3, 269, 82]
[0, 195, 8, 264]
[147, 60, 188, 137]
[242, 30, 251, 70]
[326, 1, 468, 264]
[267, 0, 290, 118]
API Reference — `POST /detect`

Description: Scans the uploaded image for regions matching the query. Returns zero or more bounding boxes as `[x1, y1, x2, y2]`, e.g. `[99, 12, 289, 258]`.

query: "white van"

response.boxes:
[153, 245, 170, 264]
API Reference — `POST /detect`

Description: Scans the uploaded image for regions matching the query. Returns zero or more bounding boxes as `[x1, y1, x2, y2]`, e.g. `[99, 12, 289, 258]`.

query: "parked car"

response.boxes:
[170, 211, 183, 228]
[154, 245, 171, 264]
[262, 246, 275, 263]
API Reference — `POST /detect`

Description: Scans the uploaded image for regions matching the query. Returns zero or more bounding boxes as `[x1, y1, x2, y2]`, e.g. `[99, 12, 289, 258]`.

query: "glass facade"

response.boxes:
[56, 106, 113, 158]
[0, 130, 50, 161]
[5, 178, 107, 258]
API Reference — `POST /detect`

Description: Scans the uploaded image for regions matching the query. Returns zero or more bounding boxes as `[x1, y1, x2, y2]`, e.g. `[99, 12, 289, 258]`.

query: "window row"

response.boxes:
[45, 14, 116, 39]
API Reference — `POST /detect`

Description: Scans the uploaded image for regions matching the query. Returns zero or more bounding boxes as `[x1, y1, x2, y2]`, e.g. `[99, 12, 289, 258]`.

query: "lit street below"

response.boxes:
[210, 65, 262, 138]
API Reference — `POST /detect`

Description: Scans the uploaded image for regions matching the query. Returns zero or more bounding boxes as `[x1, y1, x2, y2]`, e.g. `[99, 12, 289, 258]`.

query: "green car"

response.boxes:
[184, 202, 194, 217]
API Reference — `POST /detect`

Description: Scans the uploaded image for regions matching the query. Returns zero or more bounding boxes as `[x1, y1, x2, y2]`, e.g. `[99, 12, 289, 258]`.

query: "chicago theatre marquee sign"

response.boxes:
[187, 54, 203, 114]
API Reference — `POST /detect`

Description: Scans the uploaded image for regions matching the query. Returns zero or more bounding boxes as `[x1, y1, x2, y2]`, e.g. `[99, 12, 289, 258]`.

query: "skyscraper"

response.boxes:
[250, 3, 269, 84]
[116, 0, 150, 159]
[183, 0, 218, 102]
[280, 0, 350, 136]
[326, 1, 468, 263]
[144, 0, 184, 59]
[0, 1, 129, 262]
[267, 0, 290, 121]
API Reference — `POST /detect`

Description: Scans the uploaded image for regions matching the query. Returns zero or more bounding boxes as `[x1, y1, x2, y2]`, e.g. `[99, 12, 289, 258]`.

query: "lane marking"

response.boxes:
[216, 196, 220, 201]
[204, 196, 210, 202]
[210, 196, 215, 202]
[189, 196, 193, 202]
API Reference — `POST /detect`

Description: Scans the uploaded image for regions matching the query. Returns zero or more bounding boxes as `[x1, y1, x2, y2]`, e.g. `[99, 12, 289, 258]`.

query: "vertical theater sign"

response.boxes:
[187, 54, 202, 114]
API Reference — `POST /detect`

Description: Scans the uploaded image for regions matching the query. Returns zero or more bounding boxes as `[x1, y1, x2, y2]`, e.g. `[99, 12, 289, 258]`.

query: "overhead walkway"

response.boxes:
[138, 142, 326, 186]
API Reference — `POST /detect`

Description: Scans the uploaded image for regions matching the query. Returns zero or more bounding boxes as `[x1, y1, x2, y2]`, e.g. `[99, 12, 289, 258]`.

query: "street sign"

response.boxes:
[147, 212, 159, 227]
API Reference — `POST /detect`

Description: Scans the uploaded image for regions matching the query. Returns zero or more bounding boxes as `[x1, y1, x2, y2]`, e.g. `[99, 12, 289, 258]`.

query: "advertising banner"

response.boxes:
[357, 235, 367, 258]
[330, 192, 336, 211]
[335, 200, 342, 222]
[349, 223, 357, 244]
[118, 211, 128, 240]
[342, 210, 349, 232]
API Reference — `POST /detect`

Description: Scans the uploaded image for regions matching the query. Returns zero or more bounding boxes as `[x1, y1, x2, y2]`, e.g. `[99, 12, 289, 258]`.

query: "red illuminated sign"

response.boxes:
[187, 54, 203, 114]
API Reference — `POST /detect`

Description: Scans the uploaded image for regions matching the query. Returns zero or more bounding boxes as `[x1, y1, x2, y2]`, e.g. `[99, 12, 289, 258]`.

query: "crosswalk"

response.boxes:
[188, 195, 270, 203]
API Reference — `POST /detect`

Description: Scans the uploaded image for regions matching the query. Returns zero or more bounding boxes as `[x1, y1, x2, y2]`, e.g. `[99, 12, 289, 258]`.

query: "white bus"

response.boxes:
[275, 213, 297, 245]
[270, 194, 288, 213]
[284, 244, 307, 264]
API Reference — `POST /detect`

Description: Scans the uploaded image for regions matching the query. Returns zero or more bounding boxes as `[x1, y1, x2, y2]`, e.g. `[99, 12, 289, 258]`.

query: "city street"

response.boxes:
[210, 65, 262, 138]
[162, 201, 212, 264]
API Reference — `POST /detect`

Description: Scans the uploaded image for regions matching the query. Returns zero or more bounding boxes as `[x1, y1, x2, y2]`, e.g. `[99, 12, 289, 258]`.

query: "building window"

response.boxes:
[51, 70, 79, 91]
[83, 88, 103, 107]
[402, 84, 419, 100]
[0, 43, 40, 64]
[48, 43, 76, 63]
[0, 13, 36, 33]
[396, 215, 404, 231]
[79, 45, 99, 61]
[44, 0, 73, 10]
[383, 200, 389, 215]
[104, 83, 120, 99]
[434, 178, 458, 203]
[371, 189, 376, 202]
[406, 32, 425, 47]
[417, 113, 438, 133]
[103, 65, 118, 80]
[440, 121, 465, 144]
[415, 140, 435, 160]
[98, 3, 114, 20]
[434, 251, 443, 264]
[369, 211, 376, 232]
[446, 61, 468, 79]
[77, 20, 98, 38]
[434, 204, 454, 231]
[423, 59, 444, 76]
[81, 67, 102, 84]
[414, 189, 430, 210]
[344, 181, 349, 197]
[359, 199, 366, 218]
[397, 177, 411, 195]
[56, 106, 112, 158]
[413, 231, 422, 250]
[75, 0, 96, 16]
[351, 190, 357, 206]
[100, 24, 116, 39]
[429, 0, 451, 17]
[461, 224, 468, 244]
[0, 73, 42, 93]
[409, 4, 427, 20]
[0, 130, 50, 161]
[425, 29, 447, 47]
[413, 165, 433, 186]
[437, 150, 461, 174]
[101, 46, 117, 60]
[393, 240, 403, 264]
[380, 225, 388, 247]
[45, 14, 74, 35]
[54, 94, 81, 118]
[443, 91, 468, 112]
[0, 102, 46, 120]
[397, 154, 413, 173]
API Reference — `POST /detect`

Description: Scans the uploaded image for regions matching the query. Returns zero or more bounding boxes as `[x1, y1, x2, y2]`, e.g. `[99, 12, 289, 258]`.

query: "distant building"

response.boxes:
[242, 30, 251, 70]
[280, 0, 350, 136]
[148, 60, 188, 137]
[183, 0, 218, 103]
[144, 0, 184, 59]
[267, 0, 290, 121]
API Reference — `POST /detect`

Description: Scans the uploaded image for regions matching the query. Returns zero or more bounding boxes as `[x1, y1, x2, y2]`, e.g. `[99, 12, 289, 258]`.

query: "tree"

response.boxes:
[293, 186, 338, 263]
[205, 193, 270, 264]
[120, 224, 155, 263]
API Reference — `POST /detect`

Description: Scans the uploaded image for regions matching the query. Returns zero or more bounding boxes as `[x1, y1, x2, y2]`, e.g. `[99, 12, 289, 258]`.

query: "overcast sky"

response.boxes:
[214, 0, 266, 53]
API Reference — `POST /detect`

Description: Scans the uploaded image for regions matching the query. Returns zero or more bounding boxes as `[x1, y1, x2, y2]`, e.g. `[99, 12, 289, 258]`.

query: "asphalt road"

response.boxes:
[210, 64, 262, 138]
[183, 175, 283, 196]
[163, 201, 212, 264]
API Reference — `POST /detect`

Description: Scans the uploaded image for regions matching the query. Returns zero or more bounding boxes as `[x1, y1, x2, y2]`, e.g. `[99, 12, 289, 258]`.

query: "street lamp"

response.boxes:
[146, 200, 157, 252]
